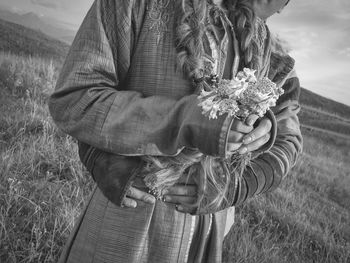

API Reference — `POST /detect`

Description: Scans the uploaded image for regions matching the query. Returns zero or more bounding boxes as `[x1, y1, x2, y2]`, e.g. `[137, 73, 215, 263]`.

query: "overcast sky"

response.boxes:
[1, 0, 350, 106]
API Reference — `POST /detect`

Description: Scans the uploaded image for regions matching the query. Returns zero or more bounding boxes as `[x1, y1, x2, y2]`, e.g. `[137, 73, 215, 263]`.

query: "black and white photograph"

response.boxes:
[0, 0, 349, 262]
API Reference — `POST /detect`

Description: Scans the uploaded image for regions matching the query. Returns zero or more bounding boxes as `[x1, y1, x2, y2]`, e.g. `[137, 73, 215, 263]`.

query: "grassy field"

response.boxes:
[0, 53, 93, 262]
[0, 52, 349, 263]
[0, 18, 69, 62]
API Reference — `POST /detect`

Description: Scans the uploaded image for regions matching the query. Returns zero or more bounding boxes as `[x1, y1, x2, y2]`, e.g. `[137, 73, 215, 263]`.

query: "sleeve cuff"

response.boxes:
[78, 142, 143, 207]
[218, 116, 235, 158]
[92, 153, 143, 207]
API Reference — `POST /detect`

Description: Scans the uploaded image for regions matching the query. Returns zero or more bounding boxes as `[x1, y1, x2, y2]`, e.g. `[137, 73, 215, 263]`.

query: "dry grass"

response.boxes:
[0, 53, 93, 263]
[223, 130, 350, 263]
[0, 52, 349, 263]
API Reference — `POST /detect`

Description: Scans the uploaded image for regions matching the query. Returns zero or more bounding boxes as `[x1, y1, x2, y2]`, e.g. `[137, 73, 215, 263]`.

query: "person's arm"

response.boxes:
[191, 68, 303, 214]
[233, 75, 303, 205]
[49, 0, 232, 159]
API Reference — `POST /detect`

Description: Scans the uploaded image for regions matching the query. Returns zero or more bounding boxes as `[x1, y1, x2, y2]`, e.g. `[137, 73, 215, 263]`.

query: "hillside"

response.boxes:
[0, 18, 69, 61]
[299, 88, 350, 141]
[0, 8, 76, 44]
[300, 88, 350, 120]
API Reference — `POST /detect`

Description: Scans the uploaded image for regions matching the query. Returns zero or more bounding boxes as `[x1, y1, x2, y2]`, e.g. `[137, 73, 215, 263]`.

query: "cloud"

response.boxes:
[268, 0, 350, 105]
[338, 47, 350, 58]
[30, 0, 60, 9]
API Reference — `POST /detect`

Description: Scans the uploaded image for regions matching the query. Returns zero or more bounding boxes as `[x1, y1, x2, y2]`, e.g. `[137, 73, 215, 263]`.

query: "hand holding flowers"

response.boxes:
[198, 68, 283, 158]
[197, 68, 283, 202]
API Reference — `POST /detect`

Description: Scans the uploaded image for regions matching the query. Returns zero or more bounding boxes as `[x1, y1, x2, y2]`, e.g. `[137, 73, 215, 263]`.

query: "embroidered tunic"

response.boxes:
[49, 0, 303, 262]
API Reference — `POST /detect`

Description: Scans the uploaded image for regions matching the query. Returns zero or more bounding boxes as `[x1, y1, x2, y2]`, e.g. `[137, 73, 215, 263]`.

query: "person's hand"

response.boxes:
[122, 177, 156, 208]
[162, 183, 198, 213]
[122, 176, 198, 213]
[227, 115, 259, 155]
[237, 117, 272, 155]
[159, 174, 198, 213]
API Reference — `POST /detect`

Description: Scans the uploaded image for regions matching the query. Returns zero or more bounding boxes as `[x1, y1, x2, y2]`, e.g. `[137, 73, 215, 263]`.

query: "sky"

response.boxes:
[1, 0, 350, 106]
[269, 0, 350, 106]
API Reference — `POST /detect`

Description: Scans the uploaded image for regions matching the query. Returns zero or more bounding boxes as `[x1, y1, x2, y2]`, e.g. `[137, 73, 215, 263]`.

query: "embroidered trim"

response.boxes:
[147, 0, 172, 44]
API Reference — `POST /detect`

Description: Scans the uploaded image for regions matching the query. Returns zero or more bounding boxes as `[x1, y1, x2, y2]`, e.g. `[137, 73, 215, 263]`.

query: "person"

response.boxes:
[49, 0, 302, 262]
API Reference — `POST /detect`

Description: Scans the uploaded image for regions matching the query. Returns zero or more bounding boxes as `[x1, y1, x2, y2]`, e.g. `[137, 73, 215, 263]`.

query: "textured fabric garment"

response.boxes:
[49, 0, 233, 158]
[59, 186, 227, 263]
[50, 0, 303, 262]
[73, 147, 227, 263]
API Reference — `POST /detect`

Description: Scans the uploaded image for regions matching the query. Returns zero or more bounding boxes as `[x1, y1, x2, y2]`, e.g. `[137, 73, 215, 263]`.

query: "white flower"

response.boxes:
[199, 89, 214, 98]
[209, 103, 220, 119]
[254, 91, 270, 101]
[221, 79, 247, 98]
[243, 68, 257, 83]
[198, 97, 215, 114]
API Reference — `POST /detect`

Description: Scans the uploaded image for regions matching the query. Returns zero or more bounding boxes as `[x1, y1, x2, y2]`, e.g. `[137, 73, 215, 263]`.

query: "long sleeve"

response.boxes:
[78, 141, 142, 206]
[49, 0, 232, 158]
[192, 71, 302, 214]
[233, 72, 303, 205]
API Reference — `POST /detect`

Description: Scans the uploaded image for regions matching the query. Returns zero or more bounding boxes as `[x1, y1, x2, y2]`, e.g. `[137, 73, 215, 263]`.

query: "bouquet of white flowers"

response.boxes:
[198, 68, 284, 121]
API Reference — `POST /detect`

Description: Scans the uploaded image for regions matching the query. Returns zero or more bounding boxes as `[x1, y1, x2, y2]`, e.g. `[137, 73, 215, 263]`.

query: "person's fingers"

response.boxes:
[227, 131, 243, 155]
[163, 185, 197, 196]
[122, 197, 137, 208]
[162, 184, 198, 212]
[126, 186, 156, 205]
[242, 118, 272, 145]
[238, 132, 271, 154]
[231, 119, 254, 134]
[228, 130, 244, 143]
[245, 114, 260, 126]
[227, 142, 242, 153]
[163, 195, 197, 205]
